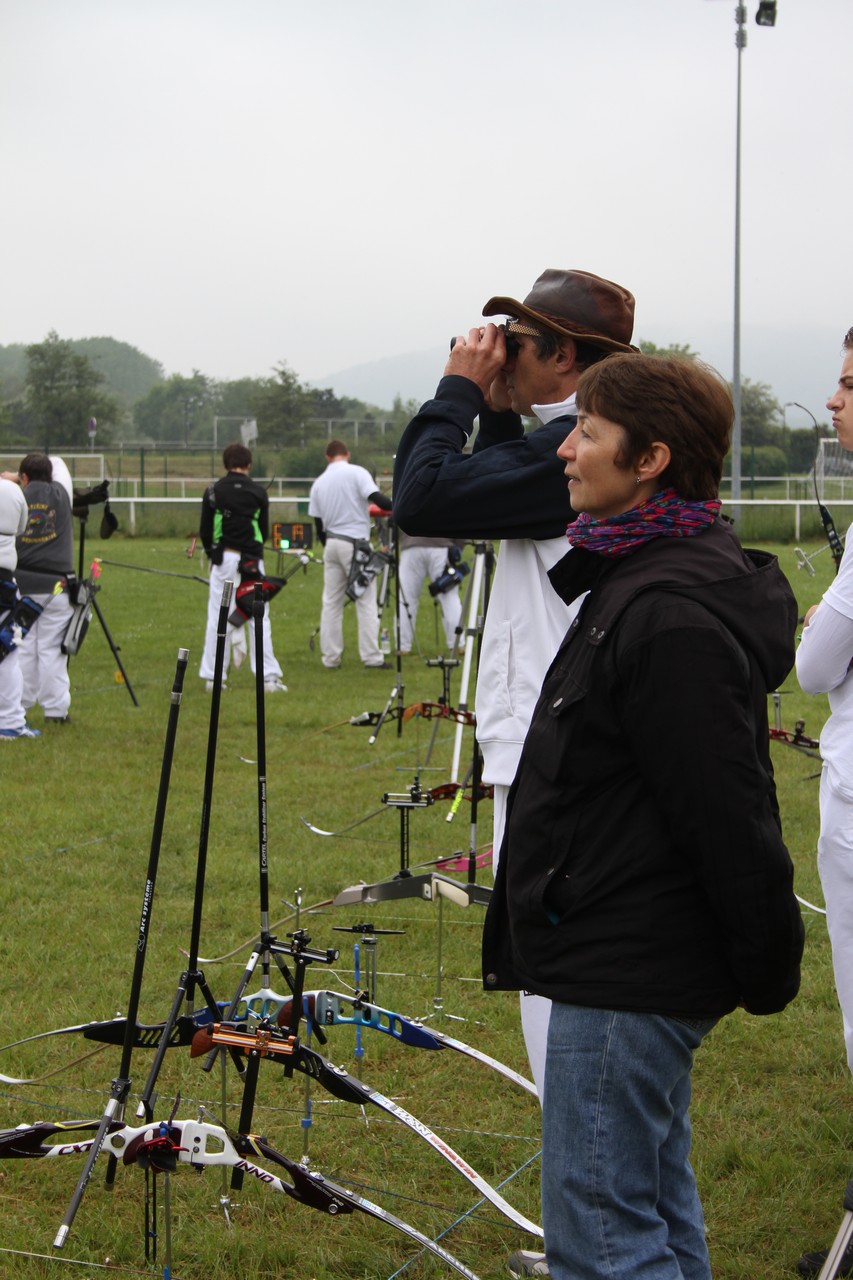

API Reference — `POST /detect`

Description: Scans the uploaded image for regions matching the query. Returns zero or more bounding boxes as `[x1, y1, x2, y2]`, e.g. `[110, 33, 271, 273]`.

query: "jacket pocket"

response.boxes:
[521, 667, 589, 784]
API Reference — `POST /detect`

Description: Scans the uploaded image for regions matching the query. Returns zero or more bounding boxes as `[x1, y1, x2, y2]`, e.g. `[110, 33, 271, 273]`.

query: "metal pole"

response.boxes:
[731, 3, 746, 509]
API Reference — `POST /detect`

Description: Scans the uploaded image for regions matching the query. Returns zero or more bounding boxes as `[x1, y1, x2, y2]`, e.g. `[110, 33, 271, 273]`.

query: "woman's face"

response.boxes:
[557, 410, 638, 519]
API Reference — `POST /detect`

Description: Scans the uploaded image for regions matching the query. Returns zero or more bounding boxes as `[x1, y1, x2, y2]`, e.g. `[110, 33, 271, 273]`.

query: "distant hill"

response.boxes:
[0, 337, 164, 408]
[313, 324, 837, 431]
[310, 347, 446, 410]
[71, 337, 164, 406]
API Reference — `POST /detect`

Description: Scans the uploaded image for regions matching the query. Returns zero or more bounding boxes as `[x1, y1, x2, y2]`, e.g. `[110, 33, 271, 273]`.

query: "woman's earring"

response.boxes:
[635, 475, 642, 485]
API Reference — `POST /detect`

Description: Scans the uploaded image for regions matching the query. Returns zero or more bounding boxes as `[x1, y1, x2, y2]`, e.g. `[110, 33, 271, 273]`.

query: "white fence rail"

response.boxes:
[103, 494, 312, 534]
[95, 494, 852, 537]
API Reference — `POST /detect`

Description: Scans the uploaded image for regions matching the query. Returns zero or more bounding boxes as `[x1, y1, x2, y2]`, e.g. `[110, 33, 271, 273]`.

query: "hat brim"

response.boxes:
[482, 295, 639, 355]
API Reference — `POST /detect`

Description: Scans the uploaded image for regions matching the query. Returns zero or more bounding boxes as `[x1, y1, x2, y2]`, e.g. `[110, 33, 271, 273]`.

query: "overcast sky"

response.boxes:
[1, 0, 849, 422]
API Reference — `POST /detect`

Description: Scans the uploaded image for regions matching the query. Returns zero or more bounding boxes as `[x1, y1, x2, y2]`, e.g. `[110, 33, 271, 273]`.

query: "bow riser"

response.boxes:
[272, 989, 538, 1094]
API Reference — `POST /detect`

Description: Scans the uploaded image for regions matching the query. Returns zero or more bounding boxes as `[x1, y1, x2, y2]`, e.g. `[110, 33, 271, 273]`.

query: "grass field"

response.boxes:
[0, 531, 848, 1280]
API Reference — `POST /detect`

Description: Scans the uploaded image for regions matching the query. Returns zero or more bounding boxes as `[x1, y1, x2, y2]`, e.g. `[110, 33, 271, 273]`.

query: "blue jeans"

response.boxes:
[542, 1004, 718, 1280]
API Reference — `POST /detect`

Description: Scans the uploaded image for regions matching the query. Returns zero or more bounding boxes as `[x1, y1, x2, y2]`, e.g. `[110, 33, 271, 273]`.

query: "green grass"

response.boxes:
[0, 533, 847, 1279]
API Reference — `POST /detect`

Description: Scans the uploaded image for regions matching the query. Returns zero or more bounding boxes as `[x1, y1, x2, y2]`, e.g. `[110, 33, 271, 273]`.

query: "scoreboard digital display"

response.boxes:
[272, 522, 312, 551]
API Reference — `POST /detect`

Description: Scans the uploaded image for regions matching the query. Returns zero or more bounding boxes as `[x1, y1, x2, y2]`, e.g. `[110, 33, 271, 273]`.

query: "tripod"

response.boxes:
[69, 512, 138, 706]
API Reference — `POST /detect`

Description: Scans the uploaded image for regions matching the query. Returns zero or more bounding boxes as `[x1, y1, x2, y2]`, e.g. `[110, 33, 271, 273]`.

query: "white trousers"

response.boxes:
[0, 644, 25, 732]
[493, 780, 550, 1103]
[818, 767, 853, 1073]
[320, 538, 382, 667]
[199, 552, 283, 682]
[18, 590, 72, 718]
[398, 546, 462, 652]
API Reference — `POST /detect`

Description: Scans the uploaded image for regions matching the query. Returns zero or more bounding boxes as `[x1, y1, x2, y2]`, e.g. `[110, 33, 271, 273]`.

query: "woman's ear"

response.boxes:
[636, 441, 671, 485]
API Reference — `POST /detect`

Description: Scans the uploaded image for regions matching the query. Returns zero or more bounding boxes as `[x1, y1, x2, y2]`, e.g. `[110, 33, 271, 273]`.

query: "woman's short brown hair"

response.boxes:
[576, 354, 733, 500]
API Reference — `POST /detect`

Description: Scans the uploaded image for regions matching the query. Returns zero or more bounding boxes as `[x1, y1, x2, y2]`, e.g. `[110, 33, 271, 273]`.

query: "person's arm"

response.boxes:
[257, 489, 270, 545]
[796, 599, 853, 693]
[393, 376, 574, 541]
[368, 490, 392, 512]
[199, 485, 220, 560]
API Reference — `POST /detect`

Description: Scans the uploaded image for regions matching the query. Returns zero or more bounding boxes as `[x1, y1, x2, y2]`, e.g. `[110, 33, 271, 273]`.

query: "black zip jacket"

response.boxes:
[199, 471, 269, 558]
[482, 520, 804, 1019]
[392, 375, 574, 540]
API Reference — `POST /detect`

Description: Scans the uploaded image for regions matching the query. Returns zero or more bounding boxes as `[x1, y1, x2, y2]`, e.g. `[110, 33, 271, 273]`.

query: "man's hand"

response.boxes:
[444, 323, 506, 397]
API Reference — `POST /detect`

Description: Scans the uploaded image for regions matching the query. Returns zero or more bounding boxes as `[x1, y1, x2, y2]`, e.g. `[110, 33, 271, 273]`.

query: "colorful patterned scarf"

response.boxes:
[568, 488, 721, 558]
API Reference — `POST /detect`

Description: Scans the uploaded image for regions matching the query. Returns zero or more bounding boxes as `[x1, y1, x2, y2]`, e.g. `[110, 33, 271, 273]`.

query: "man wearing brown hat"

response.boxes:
[393, 267, 636, 1280]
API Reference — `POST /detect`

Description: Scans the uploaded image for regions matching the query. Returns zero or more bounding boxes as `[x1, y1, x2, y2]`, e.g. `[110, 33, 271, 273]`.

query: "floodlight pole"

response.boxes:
[732, 3, 746, 508]
[723, 1, 777, 511]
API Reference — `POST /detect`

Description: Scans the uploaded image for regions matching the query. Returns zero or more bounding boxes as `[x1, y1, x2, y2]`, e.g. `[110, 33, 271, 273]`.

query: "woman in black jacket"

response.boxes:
[483, 354, 804, 1280]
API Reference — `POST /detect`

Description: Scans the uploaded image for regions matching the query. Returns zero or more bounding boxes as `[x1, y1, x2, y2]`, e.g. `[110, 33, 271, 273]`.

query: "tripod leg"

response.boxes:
[91, 594, 139, 706]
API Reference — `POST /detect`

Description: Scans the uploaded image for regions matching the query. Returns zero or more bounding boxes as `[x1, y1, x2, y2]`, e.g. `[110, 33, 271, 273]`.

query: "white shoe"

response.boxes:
[263, 678, 288, 693]
[205, 680, 227, 692]
[508, 1251, 549, 1278]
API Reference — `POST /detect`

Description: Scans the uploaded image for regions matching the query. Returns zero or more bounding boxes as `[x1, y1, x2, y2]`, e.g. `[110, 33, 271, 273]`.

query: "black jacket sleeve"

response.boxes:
[256, 486, 270, 544]
[199, 485, 215, 551]
[392, 375, 576, 541]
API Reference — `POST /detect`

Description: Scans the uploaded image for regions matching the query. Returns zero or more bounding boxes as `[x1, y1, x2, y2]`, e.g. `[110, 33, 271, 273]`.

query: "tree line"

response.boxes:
[0, 330, 826, 477]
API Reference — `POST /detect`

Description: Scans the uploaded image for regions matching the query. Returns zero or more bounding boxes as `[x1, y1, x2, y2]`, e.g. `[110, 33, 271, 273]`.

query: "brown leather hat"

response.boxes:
[482, 268, 638, 354]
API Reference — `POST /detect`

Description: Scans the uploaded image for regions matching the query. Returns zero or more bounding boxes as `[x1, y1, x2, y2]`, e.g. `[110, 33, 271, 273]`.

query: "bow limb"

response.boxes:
[0, 1009, 226, 1084]
[422, 1025, 538, 1099]
[0, 1119, 108, 1157]
[802, 401, 846, 573]
[192, 897, 335, 965]
[299, 809, 389, 838]
[297, 1053, 543, 1238]
[251, 1136, 481, 1279]
[0, 1017, 127, 1055]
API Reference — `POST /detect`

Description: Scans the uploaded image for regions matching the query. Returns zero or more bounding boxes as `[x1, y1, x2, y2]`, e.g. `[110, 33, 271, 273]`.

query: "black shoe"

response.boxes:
[797, 1239, 853, 1277]
[44, 714, 71, 724]
[365, 661, 391, 669]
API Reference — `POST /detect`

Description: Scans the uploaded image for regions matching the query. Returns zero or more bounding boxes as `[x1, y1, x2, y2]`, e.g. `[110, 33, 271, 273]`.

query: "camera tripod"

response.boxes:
[68, 511, 138, 706]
